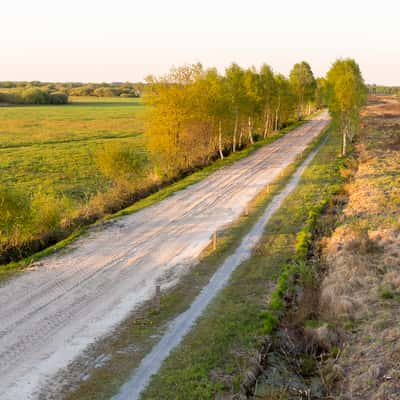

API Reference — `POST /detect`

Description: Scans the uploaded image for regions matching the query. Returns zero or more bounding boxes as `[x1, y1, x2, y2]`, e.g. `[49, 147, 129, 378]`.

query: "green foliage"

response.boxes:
[0, 186, 31, 243]
[0, 184, 70, 257]
[144, 61, 313, 177]
[379, 284, 394, 300]
[96, 144, 149, 187]
[260, 311, 279, 334]
[21, 87, 50, 104]
[289, 61, 316, 118]
[315, 77, 328, 108]
[0, 81, 141, 101]
[49, 92, 68, 104]
[260, 155, 343, 335]
[326, 59, 367, 154]
[0, 86, 69, 105]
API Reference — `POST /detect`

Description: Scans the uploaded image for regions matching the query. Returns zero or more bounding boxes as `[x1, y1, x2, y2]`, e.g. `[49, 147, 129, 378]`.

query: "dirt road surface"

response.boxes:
[114, 134, 329, 400]
[0, 112, 329, 400]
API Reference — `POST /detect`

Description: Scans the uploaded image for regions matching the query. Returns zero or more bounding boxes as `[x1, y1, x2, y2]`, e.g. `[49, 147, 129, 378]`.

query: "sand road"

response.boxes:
[0, 112, 329, 400]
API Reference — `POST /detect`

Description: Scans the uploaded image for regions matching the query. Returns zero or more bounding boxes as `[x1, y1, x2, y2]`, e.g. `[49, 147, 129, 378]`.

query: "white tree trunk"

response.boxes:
[263, 112, 270, 139]
[248, 116, 254, 144]
[238, 127, 243, 148]
[274, 108, 279, 131]
[232, 112, 238, 152]
[342, 130, 347, 156]
[218, 120, 224, 160]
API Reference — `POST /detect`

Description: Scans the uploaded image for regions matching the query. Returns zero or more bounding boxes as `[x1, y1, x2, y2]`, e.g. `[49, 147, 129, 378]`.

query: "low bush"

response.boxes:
[0, 88, 68, 105]
[96, 144, 150, 188]
[49, 92, 68, 104]
[0, 185, 73, 262]
[0, 186, 31, 248]
[21, 87, 50, 104]
[260, 189, 340, 334]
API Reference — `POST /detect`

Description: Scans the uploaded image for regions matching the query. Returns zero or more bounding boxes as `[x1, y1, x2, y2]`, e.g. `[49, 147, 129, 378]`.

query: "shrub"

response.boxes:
[21, 87, 50, 104]
[0, 186, 32, 249]
[69, 85, 95, 96]
[30, 192, 69, 238]
[96, 144, 150, 188]
[260, 311, 279, 334]
[49, 92, 68, 104]
[0, 92, 22, 104]
[94, 87, 119, 97]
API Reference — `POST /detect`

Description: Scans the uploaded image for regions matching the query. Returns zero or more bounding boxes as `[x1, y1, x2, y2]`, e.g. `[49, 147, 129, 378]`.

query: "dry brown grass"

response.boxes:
[319, 97, 400, 399]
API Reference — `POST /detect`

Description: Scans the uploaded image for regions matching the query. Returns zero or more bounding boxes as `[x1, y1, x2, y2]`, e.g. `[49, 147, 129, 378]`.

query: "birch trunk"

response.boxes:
[232, 111, 238, 152]
[218, 120, 224, 160]
[274, 95, 281, 132]
[263, 112, 270, 139]
[248, 116, 254, 144]
[238, 127, 243, 148]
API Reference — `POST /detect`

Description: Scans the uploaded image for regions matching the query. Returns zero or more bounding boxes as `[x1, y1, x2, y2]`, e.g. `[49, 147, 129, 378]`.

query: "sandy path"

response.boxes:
[0, 112, 329, 400]
[114, 131, 329, 400]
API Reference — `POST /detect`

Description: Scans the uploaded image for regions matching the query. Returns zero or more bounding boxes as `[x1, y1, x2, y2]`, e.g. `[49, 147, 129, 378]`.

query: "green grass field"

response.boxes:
[0, 97, 146, 201]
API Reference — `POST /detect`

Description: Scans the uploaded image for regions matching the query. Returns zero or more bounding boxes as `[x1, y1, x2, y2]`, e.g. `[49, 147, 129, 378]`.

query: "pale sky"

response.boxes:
[1, 0, 399, 85]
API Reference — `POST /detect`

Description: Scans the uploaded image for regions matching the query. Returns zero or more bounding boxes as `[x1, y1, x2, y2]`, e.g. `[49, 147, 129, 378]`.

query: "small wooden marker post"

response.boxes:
[244, 204, 249, 216]
[155, 285, 161, 313]
[213, 229, 217, 251]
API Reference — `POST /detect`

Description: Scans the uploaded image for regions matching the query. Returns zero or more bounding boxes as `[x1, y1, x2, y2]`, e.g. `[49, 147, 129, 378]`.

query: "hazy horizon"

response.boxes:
[2, 0, 399, 85]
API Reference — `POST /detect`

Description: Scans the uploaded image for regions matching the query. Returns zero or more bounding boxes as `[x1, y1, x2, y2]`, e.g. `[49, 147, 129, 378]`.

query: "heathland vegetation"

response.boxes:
[0, 59, 367, 268]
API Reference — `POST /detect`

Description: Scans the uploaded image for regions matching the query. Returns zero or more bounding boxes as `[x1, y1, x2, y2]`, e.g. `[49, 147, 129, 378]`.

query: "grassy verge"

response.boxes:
[139, 126, 343, 399]
[260, 185, 344, 336]
[1, 118, 310, 281]
[49, 119, 327, 400]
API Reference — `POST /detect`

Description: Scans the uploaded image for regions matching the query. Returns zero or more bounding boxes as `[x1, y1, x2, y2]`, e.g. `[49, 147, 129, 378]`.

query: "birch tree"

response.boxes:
[289, 61, 316, 119]
[243, 68, 262, 144]
[326, 59, 367, 156]
[259, 64, 277, 138]
[225, 63, 246, 152]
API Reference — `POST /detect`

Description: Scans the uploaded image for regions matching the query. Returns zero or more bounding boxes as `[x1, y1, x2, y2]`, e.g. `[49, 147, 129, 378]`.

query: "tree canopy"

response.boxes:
[326, 58, 367, 155]
[289, 61, 316, 118]
[144, 61, 324, 178]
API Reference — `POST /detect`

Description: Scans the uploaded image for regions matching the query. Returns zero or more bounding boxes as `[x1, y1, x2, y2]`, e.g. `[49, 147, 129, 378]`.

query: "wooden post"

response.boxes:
[244, 205, 249, 216]
[155, 285, 161, 313]
[213, 229, 217, 251]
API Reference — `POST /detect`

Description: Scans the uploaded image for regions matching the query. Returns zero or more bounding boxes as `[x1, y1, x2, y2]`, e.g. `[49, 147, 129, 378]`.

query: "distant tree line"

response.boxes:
[367, 84, 400, 96]
[0, 87, 68, 105]
[0, 81, 143, 101]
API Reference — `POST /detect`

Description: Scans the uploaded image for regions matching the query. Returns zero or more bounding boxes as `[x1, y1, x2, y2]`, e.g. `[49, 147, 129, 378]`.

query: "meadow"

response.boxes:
[0, 97, 148, 263]
[0, 97, 146, 200]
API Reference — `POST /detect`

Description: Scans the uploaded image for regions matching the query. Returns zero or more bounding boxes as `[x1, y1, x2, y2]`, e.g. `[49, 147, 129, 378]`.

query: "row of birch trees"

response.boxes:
[144, 61, 317, 177]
